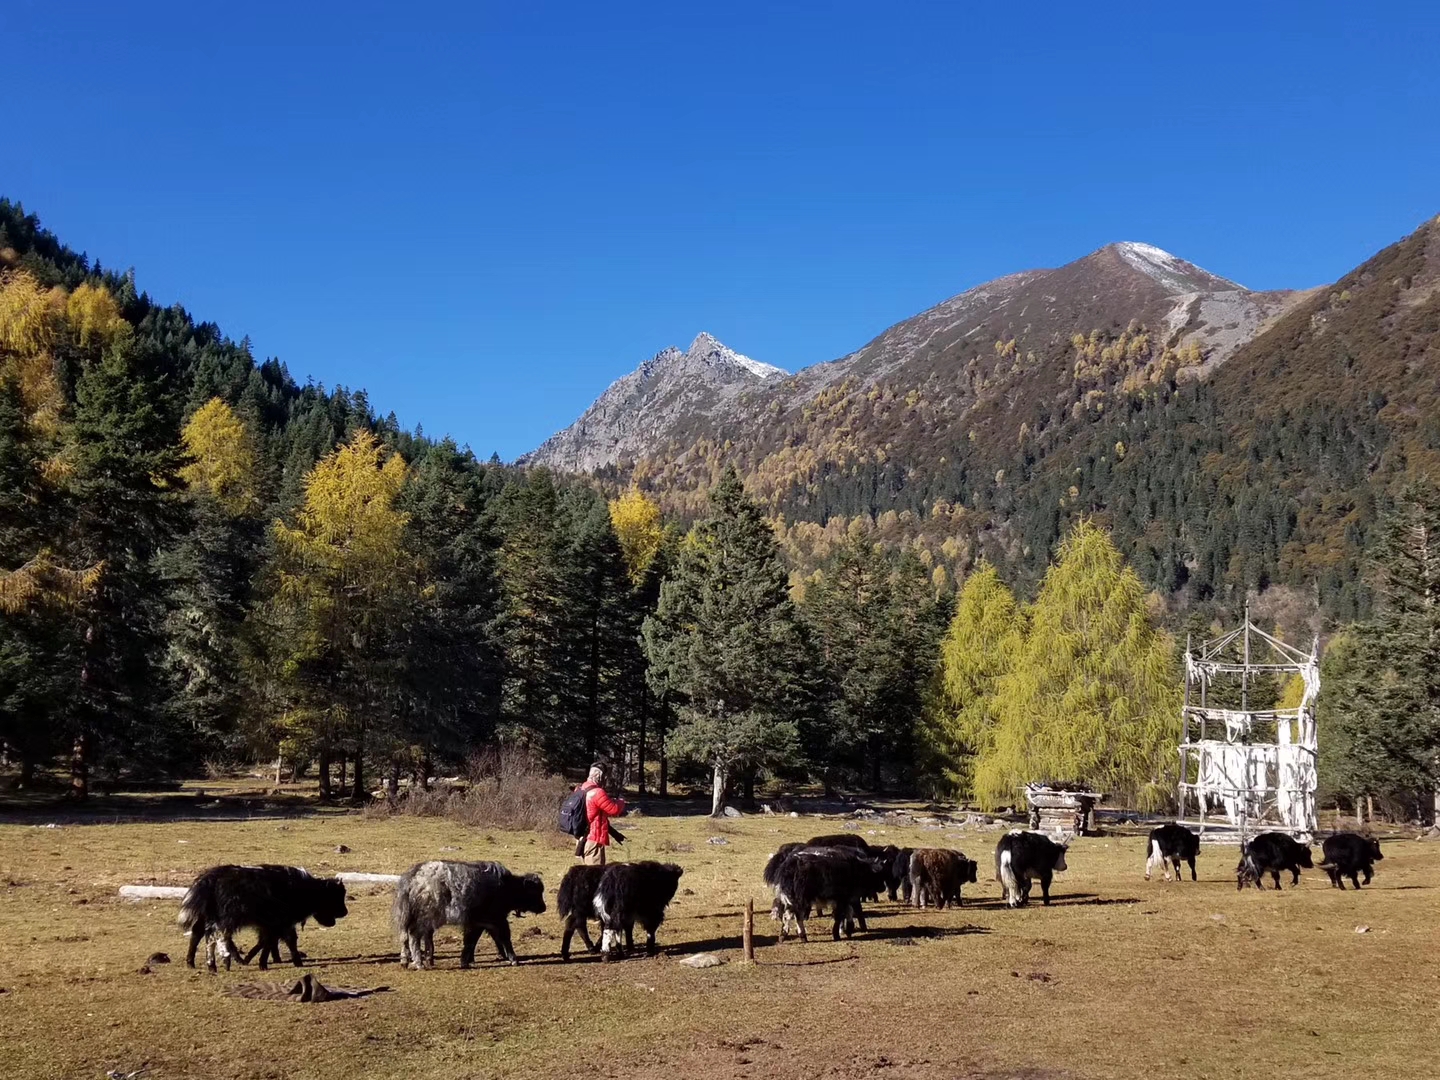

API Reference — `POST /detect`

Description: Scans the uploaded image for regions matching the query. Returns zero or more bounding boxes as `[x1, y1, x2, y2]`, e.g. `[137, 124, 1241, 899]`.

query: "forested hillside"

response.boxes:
[0, 199, 665, 797]
[580, 219, 1440, 630]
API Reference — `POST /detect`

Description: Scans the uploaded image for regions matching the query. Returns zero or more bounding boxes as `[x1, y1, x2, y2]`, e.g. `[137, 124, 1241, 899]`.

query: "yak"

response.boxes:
[393, 860, 545, 968]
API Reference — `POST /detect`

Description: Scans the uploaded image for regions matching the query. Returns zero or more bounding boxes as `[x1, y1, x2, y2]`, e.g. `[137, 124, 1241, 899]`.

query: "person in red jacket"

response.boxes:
[579, 762, 625, 866]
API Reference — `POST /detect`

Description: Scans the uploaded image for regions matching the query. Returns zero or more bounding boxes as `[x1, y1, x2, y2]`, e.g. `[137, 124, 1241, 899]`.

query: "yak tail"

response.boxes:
[1145, 838, 1163, 876]
[176, 880, 208, 933]
[997, 848, 1018, 901]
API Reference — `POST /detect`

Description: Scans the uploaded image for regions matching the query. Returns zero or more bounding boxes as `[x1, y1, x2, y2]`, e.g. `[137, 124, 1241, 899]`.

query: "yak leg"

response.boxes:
[491, 921, 517, 964]
[186, 926, 206, 969]
[459, 926, 482, 969]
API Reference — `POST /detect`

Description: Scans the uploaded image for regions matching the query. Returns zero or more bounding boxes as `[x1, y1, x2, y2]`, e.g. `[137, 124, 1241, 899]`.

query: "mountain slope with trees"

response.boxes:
[545, 218, 1440, 630]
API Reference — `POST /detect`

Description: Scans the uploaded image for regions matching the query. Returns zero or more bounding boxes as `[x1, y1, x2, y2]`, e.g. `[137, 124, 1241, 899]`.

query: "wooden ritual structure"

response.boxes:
[1176, 609, 1319, 843]
[1024, 782, 1104, 839]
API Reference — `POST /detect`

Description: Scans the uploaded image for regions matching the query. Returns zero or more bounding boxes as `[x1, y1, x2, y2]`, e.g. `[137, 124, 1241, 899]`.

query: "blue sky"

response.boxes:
[5, 1, 1438, 460]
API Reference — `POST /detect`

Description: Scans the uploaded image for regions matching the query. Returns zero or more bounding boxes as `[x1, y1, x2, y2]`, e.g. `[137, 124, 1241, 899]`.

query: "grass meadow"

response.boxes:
[1, 782, 1436, 1080]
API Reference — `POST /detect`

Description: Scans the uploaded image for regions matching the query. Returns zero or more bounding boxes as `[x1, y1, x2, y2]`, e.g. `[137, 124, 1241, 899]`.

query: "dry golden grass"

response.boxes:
[1, 791, 1437, 1080]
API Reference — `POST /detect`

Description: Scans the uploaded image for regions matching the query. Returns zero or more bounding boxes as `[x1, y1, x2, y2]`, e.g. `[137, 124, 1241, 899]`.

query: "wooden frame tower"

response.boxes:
[1176, 610, 1319, 843]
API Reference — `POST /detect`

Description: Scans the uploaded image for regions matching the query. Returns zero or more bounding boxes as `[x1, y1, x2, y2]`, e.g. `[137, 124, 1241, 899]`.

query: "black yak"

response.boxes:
[1236, 832, 1313, 890]
[995, 831, 1069, 907]
[594, 861, 684, 959]
[804, 833, 871, 851]
[1320, 833, 1383, 890]
[393, 860, 545, 968]
[178, 865, 348, 973]
[556, 863, 606, 961]
[1145, 823, 1200, 882]
[772, 848, 888, 942]
[886, 846, 916, 902]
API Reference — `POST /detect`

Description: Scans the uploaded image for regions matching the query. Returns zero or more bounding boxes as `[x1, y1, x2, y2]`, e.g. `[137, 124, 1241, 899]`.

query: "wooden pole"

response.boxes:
[743, 899, 755, 963]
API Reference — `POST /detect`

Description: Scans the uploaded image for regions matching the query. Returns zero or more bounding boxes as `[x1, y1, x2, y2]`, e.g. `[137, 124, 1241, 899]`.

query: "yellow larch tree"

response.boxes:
[608, 487, 664, 584]
[180, 397, 261, 516]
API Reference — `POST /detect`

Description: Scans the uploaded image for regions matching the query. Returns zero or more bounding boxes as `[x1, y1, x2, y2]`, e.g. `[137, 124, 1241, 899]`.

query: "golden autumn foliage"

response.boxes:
[180, 397, 261, 516]
[66, 282, 129, 349]
[274, 430, 410, 595]
[0, 551, 103, 615]
[0, 270, 65, 356]
[608, 487, 664, 584]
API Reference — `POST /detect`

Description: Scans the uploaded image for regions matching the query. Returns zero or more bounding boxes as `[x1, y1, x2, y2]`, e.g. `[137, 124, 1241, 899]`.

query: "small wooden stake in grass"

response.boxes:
[743, 898, 755, 962]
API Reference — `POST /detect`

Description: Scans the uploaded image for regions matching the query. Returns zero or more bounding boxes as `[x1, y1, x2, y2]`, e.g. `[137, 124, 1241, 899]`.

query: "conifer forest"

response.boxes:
[1, 198, 1437, 819]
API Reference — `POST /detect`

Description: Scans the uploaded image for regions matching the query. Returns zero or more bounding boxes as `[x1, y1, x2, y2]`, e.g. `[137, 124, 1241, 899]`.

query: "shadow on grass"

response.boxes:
[0, 790, 347, 826]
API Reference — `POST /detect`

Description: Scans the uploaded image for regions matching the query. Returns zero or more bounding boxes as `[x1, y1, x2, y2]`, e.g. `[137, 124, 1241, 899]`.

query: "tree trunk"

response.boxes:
[18, 753, 35, 790]
[870, 740, 883, 792]
[742, 769, 755, 805]
[274, 755, 283, 789]
[710, 764, 727, 817]
[1366, 794, 1375, 824]
[658, 711, 668, 797]
[637, 693, 649, 796]
[421, 754, 432, 792]
[586, 605, 600, 761]
[351, 734, 366, 803]
[317, 749, 332, 802]
[69, 733, 89, 801]
[338, 754, 347, 793]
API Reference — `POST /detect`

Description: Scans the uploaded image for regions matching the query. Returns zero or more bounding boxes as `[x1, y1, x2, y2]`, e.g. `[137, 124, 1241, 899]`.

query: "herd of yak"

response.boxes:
[174, 824, 1387, 973]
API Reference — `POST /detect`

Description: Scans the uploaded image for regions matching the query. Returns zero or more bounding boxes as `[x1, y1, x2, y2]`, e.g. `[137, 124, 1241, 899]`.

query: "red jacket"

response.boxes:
[581, 779, 625, 845]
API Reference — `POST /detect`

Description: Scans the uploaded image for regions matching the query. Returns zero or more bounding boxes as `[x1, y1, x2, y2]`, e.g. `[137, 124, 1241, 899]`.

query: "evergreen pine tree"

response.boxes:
[1319, 484, 1440, 817]
[643, 466, 811, 815]
[63, 343, 185, 795]
[398, 439, 504, 772]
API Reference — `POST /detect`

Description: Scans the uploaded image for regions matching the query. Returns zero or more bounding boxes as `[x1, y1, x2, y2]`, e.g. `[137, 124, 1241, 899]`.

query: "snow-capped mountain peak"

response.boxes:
[687, 332, 788, 379]
[1112, 241, 1245, 293]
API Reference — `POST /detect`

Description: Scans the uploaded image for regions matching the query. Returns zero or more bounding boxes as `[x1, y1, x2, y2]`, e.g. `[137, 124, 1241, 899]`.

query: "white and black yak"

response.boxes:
[1145, 823, 1200, 882]
[995, 830, 1069, 908]
[556, 863, 606, 961]
[1320, 832, 1384, 890]
[593, 860, 684, 960]
[393, 860, 546, 969]
[1235, 832, 1314, 890]
[178, 864, 348, 972]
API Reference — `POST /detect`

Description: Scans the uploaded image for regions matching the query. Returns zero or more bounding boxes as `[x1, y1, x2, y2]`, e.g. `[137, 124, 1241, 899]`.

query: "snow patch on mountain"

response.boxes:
[1115, 241, 1245, 294]
[687, 332, 787, 379]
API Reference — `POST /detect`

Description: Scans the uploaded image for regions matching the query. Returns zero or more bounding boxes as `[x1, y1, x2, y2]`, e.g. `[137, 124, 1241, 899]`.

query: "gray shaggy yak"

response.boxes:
[593, 861, 684, 960]
[556, 864, 606, 961]
[393, 860, 546, 969]
[178, 865, 348, 972]
[908, 848, 978, 909]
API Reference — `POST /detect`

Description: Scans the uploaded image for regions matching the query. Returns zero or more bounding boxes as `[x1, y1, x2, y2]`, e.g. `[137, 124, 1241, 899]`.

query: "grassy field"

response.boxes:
[1, 787, 1436, 1080]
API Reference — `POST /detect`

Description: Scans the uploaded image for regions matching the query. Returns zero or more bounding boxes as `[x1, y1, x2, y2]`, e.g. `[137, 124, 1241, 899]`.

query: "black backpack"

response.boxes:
[559, 786, 589, 838]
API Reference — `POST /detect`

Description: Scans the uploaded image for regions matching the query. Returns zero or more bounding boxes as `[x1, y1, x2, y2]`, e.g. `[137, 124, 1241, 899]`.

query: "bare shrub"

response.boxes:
[365, 747, 567, 832]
